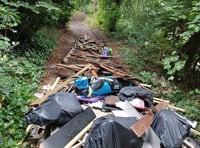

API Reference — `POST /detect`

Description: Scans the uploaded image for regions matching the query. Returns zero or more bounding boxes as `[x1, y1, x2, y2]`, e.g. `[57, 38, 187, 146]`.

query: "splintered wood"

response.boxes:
[63, 34, 106, 64]
[62, 34, 140, 84]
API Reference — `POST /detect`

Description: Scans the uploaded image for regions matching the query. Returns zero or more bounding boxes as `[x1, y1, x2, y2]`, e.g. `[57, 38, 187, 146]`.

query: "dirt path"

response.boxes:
[40, 12, 122, 86]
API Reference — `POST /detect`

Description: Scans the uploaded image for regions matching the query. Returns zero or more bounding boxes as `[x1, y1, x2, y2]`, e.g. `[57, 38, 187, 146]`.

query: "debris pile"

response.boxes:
[24, 35, 200, 148]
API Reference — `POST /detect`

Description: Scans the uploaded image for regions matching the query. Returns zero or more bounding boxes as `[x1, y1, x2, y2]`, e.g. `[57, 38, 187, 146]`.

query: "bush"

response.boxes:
[0, 27, 57, 147]
[18, 27, 57, 65]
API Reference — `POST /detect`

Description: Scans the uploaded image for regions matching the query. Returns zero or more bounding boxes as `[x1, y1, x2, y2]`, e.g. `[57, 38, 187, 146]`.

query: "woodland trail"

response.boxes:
[40, 12, 122, 87]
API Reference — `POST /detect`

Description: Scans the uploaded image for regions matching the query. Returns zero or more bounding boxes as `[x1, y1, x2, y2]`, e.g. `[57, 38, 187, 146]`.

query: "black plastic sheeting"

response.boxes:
[119, 86, 153, 107]
[84, 116, 145, 148]
[25, 92, 83, 126]
[151, 109, 191, 148]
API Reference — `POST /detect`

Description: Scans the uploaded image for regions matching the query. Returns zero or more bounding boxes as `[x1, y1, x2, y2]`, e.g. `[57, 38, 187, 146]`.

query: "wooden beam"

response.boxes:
[153, 100, 186, 112]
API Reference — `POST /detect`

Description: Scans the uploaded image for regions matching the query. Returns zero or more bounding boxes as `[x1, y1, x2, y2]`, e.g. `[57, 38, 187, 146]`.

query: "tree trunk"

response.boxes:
[182, 31, 200, 88]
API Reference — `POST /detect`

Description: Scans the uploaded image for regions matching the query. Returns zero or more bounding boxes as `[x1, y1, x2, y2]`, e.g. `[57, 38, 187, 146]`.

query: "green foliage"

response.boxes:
[54, 1, 73, 27]
[0, 26, 57, 147]
[157, 1, 200, 46]
[0, 35, 19, 55]
[0, 0, 68, 146]
[139, 71, 159, 87]
[0, 0, 73, 41]
[84, 0, 200, 88]
[179, 1, 200, 44]
[18, 27, 57, 65]
[93, 0, 120, 32]
[0, 4, 20, 34]
[72, 0, 93, 14]
[114, 0, 159, 45]
[163, 51, 186, 80]
[0, 56, 38, 147]
[120, 48, 139, 69]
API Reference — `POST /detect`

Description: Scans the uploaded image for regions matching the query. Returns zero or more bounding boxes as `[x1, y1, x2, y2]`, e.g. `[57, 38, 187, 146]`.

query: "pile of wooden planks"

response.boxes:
[63, 34, 106, 64]
[60, 34, 141, 83]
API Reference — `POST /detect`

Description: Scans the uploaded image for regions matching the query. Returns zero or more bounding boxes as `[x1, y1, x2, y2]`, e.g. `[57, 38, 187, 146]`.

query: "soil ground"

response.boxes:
[40, 12, 122, 87]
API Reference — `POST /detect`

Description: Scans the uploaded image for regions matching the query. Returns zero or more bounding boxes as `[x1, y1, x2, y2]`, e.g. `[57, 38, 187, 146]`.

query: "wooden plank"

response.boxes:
[100, 62, 142, 83]
[190, 128, 200, 136]
[131, 111, 154, 137]
[56, 64, 82, 72]
[153, 100, 186, 112]
[131, 102, 170, 138]
[63, 48, 76, 63]
[50, 77, 60, 91]
[42, 107, 96, 148]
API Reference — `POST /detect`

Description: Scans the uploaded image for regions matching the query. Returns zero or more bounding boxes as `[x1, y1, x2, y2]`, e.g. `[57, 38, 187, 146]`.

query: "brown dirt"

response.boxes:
[40, 12, 123, 87]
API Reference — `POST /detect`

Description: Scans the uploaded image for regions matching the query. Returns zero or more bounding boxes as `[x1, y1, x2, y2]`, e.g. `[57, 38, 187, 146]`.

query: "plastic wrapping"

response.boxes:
[76, 95, 105, 103]
[84, 116, 145, 148]
[74, 76, 122, 97]
[101, 47, 112, 56]
[151, 109, 190, 148]
[119, 86, 153, 107]
[25, 92, 83, 126]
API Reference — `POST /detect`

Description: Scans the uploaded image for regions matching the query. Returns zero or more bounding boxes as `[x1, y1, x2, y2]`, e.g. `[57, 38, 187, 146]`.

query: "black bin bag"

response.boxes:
[84, 116, 145, 148]
[151, 109, 190, 148]
[119, 86, 153, 107]
[25, 92, 83, 126]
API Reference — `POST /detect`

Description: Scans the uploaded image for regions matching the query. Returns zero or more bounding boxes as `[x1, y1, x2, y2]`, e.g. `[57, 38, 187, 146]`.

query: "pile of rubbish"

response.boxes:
[25, 35, 200, 148]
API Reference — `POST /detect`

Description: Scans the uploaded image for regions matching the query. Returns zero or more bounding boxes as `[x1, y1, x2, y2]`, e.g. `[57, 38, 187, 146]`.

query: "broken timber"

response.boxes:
[131, 102, 170, 137]
[61, 34, 142, 85]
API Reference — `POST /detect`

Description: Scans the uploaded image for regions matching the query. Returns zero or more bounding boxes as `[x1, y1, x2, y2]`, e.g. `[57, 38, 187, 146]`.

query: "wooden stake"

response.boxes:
[56, 64, 82, 71]
[30, 64, 91, 106]
[153, 100, 186, 112]
[50, 77, 60, 91]
[191, 128, 200, 136]
[153, 97, 170, 103]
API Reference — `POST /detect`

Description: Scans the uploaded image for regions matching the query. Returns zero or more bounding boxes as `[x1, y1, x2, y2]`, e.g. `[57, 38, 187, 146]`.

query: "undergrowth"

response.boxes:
[0, 27, 58, 147]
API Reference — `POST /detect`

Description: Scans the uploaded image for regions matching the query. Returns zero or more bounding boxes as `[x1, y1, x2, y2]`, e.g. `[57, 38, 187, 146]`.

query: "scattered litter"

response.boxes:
[88, 101, 103, 109]
[25, 34, 200, 148]
[101, 46, 112, 56]
[34, 92, 44, 99]
[113, 101, 160, 148]
[28, 124, 45, 140]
